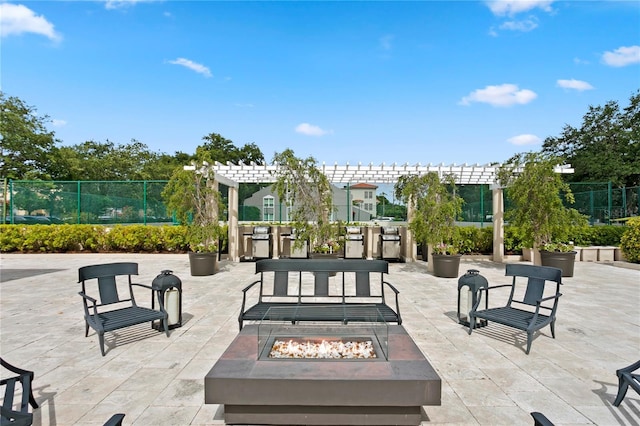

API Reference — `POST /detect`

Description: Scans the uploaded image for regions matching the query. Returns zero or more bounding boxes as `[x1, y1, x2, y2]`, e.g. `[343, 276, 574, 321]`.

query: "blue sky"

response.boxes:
[2, 0, 639, 168]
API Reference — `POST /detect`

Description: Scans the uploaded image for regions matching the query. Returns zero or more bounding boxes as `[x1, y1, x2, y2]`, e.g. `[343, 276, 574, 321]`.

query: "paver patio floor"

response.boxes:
[1, 253, 639, 425]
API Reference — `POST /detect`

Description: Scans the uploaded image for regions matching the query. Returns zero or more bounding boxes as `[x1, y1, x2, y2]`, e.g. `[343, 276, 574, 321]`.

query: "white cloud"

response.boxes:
[295, 123, 331, 136]
[51, 119, 67, 127]
[556, 79, 594, 91]
[460, 84, 537, 107]
[486, 0, 554, 16]
[508, 134, 541, 146]
[0, 3, 61, 41]
[602, 45, 640, 67]
[168, 58, 212, 77]
[499, 17, 538, 32]
[379, 34, 394, 51]
[104, 0, 157, 10]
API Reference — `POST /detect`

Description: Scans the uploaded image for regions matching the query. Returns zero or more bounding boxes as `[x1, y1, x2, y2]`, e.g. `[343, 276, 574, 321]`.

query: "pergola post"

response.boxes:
[227, 185, 239, 262]
[491, 185, 504, 263]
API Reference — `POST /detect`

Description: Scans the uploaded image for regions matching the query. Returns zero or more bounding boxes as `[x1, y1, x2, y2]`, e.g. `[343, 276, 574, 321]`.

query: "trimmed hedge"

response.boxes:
[0, 223, 633, 261]
[0, 224, 190, 253]
[620, 217, 640, 263]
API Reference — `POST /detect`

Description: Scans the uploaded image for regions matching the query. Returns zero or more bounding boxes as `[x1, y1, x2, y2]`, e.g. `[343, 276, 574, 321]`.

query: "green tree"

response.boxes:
[272, 148, 335, 251]
[497, 151, 587, 249]
[542, 91, 640, 187]
[394, 172, 463, 252]
[196, 132, 265, 165]
[49, 139, 168, 181]
[0, 92, 59, 179]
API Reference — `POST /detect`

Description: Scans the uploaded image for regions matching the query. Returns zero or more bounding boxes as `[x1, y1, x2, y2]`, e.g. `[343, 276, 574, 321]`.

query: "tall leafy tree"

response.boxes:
[0, 92, 59, 179]
[542, 91, 640, 187]
[49, 139, 179, 181]
[196, 132, 265, 165]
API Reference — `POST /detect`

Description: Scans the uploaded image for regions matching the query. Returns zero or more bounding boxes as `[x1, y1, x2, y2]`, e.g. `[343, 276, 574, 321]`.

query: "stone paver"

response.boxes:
[1, 253, 639, 425]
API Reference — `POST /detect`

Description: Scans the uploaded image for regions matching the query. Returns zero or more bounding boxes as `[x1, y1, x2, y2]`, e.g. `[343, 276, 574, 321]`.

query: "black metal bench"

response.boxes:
[1, 358, 38, 426]
[238, 259, 402, 330]
[79, 262, 169, 356]
[468, 264, 563, 354]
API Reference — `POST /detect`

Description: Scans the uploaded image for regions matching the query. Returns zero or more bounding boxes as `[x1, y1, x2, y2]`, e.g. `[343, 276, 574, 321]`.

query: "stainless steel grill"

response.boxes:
[380, 226, 401, 261]
[251, 226, 272, 259]
[344, 226, 364, 259]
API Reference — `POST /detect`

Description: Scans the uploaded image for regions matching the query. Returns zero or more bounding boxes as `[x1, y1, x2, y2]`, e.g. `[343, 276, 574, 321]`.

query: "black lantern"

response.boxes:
[457, 269, 488, 328]
[152, 270, 183, 329]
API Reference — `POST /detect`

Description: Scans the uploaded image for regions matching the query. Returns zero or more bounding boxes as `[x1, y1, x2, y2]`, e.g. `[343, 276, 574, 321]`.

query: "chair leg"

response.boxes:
[85, 321, 89, 337]
[163, 315, 169, 337]
[613, 379, 628, 407]
[99, 333, 106, 356]
[468, 316, 475, 335]
[550, 320, 556, 339]
[526, 332, 533, 354]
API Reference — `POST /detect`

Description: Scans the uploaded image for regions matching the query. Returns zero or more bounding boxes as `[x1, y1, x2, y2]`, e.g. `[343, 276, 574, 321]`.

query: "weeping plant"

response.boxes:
[162, 162, 222, 252]
[394, 172, 463, 254]
[496, 151, 587, 251]
[271, 149, 337, 252]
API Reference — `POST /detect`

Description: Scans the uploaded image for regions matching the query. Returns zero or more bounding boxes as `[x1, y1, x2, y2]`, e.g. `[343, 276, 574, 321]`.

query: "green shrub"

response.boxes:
[455, 226, 492, 254]
[620, 217, 640, 263]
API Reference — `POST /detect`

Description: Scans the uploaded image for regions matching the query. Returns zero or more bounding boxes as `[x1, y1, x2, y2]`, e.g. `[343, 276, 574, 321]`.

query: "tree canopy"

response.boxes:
[0, 92, 59, 180]
[542, 91, 640, 187]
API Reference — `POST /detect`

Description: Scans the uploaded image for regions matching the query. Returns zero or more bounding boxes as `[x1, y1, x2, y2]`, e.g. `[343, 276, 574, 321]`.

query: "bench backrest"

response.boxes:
[78, 262, 138, 305]
[255, 259, 388, 299]
[505, 264, 562, 307]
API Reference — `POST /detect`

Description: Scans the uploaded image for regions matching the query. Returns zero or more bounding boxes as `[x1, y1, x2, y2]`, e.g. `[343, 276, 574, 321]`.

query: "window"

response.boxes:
[263, 196, 274, 221]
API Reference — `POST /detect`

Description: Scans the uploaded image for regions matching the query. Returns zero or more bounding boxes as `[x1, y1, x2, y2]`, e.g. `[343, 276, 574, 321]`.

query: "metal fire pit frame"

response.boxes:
[204, 324, 441, 425]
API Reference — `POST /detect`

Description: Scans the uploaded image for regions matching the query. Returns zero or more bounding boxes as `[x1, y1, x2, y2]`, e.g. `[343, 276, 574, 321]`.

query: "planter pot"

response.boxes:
[432, 254, 462, 278]
[189, 252, 217, 276]
[539, 250, 576, 277]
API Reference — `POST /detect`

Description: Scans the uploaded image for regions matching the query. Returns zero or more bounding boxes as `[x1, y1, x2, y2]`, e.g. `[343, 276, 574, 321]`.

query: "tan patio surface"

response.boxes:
[1, 253, 639, 425]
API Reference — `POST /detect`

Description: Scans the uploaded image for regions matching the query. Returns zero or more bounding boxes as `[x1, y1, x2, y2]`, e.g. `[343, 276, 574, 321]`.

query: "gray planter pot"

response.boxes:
[540, 250, 576, 277]
[189, 252, 217, 276]
[432, 254, 462, 278]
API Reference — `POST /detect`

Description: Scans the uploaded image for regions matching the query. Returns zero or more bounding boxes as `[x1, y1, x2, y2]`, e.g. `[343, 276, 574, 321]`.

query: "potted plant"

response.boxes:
[394, 172, 464, 278]
[497, 152, 587, 276]
[162, 162, 222, 276]
[271, 149, 339, 257]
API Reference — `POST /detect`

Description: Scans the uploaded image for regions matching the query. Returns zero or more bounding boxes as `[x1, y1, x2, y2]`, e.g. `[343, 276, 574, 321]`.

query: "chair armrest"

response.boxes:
[241, 280, 260, 293]
[78, 291, 100, 316]
[382, 280, 400, 295]
[537, 293, 563, 304]
[132, 282, 153, 290]
[78, 291, 97, 304]
[0, 358, 33, 377]
[618, 360, 640, 375]
[240, 280, 261, 314]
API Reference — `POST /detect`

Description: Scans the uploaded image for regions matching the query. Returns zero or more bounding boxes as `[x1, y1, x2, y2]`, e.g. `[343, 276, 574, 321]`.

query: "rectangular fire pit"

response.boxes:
[204, 323, 441, 425]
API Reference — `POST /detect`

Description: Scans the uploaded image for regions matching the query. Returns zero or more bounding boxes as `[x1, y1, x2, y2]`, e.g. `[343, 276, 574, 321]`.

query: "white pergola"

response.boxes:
[205, 161, 574, 263]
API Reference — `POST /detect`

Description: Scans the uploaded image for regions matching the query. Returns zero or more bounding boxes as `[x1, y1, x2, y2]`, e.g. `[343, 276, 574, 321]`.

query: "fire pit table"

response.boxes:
[205, 306, 441, 425]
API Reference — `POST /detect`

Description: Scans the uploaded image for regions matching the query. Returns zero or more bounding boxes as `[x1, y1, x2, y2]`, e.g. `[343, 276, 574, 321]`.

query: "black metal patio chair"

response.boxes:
[1, 358, 39, 426]
[613, 359, 640, 407]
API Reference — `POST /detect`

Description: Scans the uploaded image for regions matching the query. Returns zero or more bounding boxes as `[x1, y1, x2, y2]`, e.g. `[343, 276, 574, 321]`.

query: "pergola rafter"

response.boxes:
[211, 162, 511, 185]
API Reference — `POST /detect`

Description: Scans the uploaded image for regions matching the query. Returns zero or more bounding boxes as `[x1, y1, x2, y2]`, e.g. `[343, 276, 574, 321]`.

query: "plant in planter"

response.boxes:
[162, 162, 222, 276]
[271, 149, 339, 256]
[394, 172, 464, 277]
[497, 152, 587, 276]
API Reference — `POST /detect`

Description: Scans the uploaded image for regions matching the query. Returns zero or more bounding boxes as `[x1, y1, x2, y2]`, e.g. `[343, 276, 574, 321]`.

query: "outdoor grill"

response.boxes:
[344, 226, 364, 259]
[380, 226, 401, 261]
[251, 226, 272, 259]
